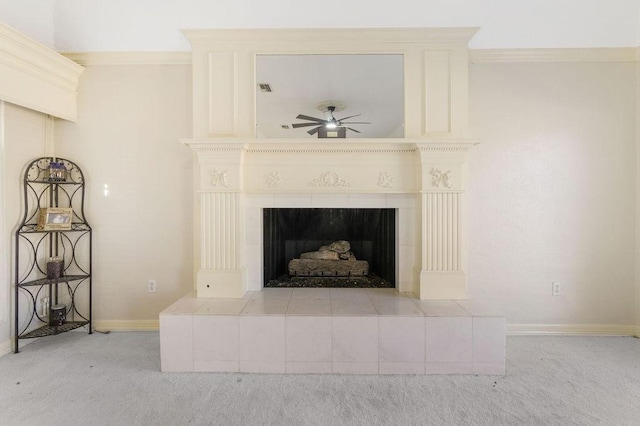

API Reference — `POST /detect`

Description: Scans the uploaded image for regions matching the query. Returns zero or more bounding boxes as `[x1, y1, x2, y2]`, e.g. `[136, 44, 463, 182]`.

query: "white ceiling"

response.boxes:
[256, 54, 404, 139]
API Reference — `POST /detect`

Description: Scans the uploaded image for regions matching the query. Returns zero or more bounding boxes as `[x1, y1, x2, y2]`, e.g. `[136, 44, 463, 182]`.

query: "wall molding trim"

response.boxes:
[0, 22, 83, 121]
[470, 47, 639, 63]
[59, 48, 640, 67]
[93, 320, 159, 332]
[508, 324, 639, 337]
[62, 51, 192, 66]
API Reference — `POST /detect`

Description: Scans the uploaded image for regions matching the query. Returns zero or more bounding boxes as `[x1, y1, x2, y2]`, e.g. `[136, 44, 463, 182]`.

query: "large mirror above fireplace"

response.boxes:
[255, 54, 404, 139]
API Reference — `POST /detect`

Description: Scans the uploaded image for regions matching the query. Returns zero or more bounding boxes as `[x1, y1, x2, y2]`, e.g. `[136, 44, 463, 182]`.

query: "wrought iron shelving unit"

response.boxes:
[14, 157, 92, 353]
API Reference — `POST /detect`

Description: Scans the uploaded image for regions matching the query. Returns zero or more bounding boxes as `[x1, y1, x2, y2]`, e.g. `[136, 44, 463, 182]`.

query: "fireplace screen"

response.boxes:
[263, 208, 395, 287]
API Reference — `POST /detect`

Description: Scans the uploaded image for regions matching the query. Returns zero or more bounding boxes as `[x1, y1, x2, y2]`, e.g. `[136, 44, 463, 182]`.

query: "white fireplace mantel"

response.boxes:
[182, 27, 478, 300]
[184, 138, 475, 299]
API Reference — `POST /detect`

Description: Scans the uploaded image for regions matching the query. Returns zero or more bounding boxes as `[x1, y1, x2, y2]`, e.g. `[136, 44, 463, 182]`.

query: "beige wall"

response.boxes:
[469, 61, 637, 327]
[1, 102, 52, 351]
[55, 64, 193, 329]
[46, 58, 638, 331]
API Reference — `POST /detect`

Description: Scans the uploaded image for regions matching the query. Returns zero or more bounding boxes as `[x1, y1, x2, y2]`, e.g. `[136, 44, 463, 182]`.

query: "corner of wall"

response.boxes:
[636, 48, 640, 334]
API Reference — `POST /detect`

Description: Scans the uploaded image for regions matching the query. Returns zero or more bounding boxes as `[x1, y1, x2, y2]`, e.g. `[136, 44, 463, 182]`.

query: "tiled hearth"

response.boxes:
[160, 288, 506, 375]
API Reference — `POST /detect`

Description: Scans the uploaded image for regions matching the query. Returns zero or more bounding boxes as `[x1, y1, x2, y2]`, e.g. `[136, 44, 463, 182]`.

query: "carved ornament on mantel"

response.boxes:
[307, 171, 352, 188]
[377, 172, 394, 189]
[209, 168, 230, 188]
[265, 172, 282, 188]
[430, 168, 452, 189]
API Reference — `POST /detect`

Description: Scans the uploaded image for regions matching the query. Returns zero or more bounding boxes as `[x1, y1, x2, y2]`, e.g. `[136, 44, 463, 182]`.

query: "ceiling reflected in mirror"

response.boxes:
[256, 54, 404, 139]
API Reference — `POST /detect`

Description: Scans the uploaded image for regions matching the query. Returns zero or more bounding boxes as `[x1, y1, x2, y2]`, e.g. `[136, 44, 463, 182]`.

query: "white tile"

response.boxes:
[245, 243, 262, 268]
[195, 298, 249, 315]
[373, 299, 424, 316]
[472, 317, 506, 364]
[194, 360, 239, 372]
[291, 288, 331, 300]
[240, 361, 286, 373]
[397, 245, 417, 285]
[161, 294, 206, 315]
[332, 316, 378, 363]
[379, 317, 425, 363]
[333, 362, 378, 374]
[425, 317, 472, 363]
[239, 316, 285, 362]
[286, 316, 332, 362]
[193, 316, 239, 363]
[245, 194, 275, 208]
[274, 194, 312, 207]
[252, 288, 293, 300]
[286, 362, 332, 374]
[416, 300, 471, 317]
[366, 288, 413, 301]
[329, 288, 371, 301]
[244, 208, 263, 245]
[379, 362, 425, 375]
[241, 290, 291, 314]
[425, 362, 474, 375]
[348, 194, 387, 208]
[386, 194, 418, 209]
[245, 257, 263, 291]
[397, 208, 418, 246]
[287, 298, 332, 315]
[473, 363, 506, 375]
[331, 299, 377, 315]
[454, 300, 503, 317]
[311, 194, 350, 207]
[159, 315, 193, 372]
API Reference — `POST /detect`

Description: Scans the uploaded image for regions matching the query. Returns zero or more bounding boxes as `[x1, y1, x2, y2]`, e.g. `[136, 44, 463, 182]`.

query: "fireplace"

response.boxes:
[160, 28, 506, 376]
[263, 208, 396, 287]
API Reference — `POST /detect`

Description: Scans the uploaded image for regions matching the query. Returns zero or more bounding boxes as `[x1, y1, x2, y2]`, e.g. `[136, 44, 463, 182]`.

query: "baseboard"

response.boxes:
[508, 324, 638, 336]
[0, 338, 12, 357]
[93, 320, 159, 332]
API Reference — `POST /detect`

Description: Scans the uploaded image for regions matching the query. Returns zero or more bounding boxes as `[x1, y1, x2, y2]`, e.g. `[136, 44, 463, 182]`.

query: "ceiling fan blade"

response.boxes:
[296, 114, 325, 123]
[346, 127, 362, 133]
[307, 126, 320, 135]
[291, 122, 321, 128]
[335, 113, 362, 121]
[341, 121, 371, 125]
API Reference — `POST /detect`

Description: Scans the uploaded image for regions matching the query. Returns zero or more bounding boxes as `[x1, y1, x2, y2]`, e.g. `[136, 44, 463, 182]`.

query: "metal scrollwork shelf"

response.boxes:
[14, 157, 92, 353]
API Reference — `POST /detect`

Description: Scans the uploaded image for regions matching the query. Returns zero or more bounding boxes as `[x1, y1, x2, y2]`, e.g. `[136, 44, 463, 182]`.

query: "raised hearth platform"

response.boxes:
[160, 288, 505, 375]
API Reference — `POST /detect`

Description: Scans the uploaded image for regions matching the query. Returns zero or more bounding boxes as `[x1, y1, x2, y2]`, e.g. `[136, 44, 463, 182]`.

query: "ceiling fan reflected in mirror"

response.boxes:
[292, 101, 370, 138]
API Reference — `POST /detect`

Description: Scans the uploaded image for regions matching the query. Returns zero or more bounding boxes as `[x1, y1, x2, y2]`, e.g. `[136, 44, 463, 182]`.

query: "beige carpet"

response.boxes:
[1, 332, 639, 425]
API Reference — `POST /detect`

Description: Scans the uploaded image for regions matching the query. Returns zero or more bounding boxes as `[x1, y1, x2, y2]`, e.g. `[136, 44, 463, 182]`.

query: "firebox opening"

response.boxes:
[263, 208, 395, 288]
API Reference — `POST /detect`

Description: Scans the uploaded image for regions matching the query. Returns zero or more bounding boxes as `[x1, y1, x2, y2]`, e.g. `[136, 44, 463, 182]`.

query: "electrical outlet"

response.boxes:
[552, 282, 561, 296]
[148, 279, 157, 293]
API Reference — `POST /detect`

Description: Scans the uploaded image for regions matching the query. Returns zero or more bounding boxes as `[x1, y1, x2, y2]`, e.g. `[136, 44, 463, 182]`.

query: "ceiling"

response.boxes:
[255, 54, 404, 139]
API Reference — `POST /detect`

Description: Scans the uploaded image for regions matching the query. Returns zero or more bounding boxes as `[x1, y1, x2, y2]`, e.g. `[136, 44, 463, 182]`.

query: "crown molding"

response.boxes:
[183, 27, 480, 46]
[470, 47, 639, 63]
[62, 51, 192, 66]
[0, 22, 83, 121]
[507, 323, 638, 336]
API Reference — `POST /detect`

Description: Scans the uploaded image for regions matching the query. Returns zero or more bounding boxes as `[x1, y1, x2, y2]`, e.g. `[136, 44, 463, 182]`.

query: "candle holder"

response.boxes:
[49, 304, 66, 326]
[47, 161, 67, 182]
[46, 257, 64, 279]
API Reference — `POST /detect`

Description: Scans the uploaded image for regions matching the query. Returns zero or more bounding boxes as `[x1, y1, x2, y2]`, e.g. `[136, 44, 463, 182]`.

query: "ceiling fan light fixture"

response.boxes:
[325, 122, 337, 129]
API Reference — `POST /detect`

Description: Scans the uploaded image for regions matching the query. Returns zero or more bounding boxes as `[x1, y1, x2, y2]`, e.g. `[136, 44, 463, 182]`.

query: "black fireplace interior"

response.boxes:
[263, 208, 395, 286]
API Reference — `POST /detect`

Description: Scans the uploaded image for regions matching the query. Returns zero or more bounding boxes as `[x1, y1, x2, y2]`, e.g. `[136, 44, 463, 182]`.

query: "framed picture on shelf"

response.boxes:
[37, 207, 73, 231]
